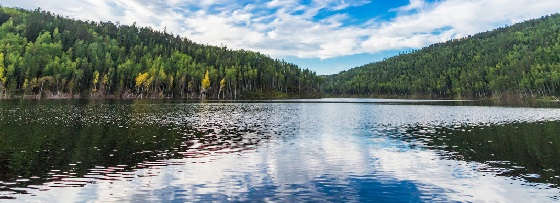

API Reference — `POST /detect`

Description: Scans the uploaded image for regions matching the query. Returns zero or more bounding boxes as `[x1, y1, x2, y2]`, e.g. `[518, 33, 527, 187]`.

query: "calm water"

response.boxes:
[1, 99, 560, 202]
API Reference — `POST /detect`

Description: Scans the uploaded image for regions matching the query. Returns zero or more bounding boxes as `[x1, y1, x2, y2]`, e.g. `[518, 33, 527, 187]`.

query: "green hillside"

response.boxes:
[0, 7, 321, 99]
[323, 14, 560, 99]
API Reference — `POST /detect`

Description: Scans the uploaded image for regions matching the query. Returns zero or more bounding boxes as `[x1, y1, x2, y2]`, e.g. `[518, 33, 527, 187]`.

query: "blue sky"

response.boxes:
[3, 0, 560, 75]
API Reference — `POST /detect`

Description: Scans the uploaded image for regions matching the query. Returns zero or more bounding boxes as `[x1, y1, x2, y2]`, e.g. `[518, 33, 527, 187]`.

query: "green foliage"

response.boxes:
[324, 14, 560, 98]
[0, 7, 320, 99]
[0, 53, 6, 86]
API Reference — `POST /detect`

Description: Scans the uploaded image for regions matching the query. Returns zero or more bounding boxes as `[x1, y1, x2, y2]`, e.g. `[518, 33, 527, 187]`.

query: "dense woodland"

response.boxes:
[0, 7, 321, 99]
[323, 14, 560, 99]
[2, 6, 560, 100]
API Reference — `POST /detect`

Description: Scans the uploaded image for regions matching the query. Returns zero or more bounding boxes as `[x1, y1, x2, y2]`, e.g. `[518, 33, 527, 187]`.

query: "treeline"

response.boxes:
[0, 7, 321, 99]
[323, 14, 560, 99]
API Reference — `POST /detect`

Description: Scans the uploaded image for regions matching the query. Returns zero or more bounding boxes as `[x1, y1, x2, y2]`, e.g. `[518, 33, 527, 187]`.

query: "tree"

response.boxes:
[0, 7, 321, 99]
[201, 70, 210, 93]
[0, 53, 5, 95]
[92, 70, 99, 93]
[219, 78, 226, 99]
[323, 13, 560, 99]
[135, 72, 150, 94]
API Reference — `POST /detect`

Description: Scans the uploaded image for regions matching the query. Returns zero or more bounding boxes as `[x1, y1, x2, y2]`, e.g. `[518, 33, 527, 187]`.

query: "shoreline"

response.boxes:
[321, 93, 560, 103]
[0, 93, 322, 101]
[1, 92, 558, 104]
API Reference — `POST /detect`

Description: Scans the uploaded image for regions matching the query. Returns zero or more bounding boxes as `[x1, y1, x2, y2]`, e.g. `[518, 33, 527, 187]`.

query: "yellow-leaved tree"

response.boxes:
[92, 71, 99, 92]
[219, 78, 226, 99]
[201, 70, 211, 91]
[135, 72, 150, 91]
[220, 78, 226, 90]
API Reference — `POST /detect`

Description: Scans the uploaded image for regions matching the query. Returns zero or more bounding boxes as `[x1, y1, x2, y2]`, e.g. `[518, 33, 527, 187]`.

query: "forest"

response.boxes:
[2, 6, 559, 100]
[323, 14, 560, 99]
[0, 7, 321, 99]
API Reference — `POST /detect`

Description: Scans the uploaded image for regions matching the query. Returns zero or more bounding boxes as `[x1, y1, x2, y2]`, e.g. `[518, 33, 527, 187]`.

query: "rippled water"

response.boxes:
[1, 99, 560, 202]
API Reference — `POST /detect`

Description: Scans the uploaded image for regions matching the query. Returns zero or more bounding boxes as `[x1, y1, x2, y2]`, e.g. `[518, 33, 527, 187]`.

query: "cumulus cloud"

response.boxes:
[2, 0, 560, 59]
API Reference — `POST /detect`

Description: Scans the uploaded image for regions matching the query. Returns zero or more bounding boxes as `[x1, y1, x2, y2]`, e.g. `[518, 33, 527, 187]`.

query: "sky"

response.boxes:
[2, 0, 560, 75]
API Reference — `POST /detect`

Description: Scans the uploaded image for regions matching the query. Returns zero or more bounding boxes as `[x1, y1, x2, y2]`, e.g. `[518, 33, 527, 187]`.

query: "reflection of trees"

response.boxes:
[0, 102, 271, 199]
[404, 121, 560, 186]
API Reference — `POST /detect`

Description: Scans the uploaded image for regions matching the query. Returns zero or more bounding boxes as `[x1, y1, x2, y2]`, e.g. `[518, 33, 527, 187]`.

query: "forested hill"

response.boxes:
[322, 14, 560, 99]
[0, 7, 321, 99]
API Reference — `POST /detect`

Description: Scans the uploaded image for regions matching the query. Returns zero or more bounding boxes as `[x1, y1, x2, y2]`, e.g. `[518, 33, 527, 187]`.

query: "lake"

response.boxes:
[1, 99, 560, 202]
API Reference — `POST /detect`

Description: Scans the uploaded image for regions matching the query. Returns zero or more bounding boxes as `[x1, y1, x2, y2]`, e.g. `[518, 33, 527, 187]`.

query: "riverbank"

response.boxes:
[0, 90, 321, 101]
[320, 93, 560, 106]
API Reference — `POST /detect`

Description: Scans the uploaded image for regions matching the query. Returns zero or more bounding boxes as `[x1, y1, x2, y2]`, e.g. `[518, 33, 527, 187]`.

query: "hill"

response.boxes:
[0, 7, 321, 99]
[322, 14, 560, 99]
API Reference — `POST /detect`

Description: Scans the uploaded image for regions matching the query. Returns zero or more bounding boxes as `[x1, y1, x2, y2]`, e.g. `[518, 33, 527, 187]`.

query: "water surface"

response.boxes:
[1, 99, 560, 202]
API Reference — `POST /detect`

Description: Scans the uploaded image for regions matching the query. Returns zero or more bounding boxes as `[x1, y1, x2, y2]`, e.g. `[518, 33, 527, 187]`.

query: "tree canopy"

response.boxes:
[323, 14, 560, 99]
[0, 7, 321, 99]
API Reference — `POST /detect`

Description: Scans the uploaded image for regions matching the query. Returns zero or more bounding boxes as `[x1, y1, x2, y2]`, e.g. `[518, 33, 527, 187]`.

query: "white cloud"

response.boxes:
[2, 0, 560, 59]
[393, 0, 427, 12]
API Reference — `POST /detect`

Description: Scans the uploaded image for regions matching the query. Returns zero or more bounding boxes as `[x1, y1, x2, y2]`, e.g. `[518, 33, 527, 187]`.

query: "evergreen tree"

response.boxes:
[324, 14, 560, 99]
[0, 7, 321, 99]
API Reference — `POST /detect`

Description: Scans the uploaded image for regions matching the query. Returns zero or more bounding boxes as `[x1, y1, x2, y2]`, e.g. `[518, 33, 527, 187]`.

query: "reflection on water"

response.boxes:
[402, 121, 560, 187]
[0, 99, 560, 202]
[0, 100, 277, 199]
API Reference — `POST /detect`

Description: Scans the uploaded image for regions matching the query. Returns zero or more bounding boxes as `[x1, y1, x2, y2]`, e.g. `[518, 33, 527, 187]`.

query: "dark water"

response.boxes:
[1, 99, 560, 202]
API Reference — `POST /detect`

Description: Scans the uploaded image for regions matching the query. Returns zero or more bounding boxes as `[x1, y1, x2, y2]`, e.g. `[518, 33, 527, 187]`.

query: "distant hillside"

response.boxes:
[323, 14, 560, 99]
[0, 7, 321, 99]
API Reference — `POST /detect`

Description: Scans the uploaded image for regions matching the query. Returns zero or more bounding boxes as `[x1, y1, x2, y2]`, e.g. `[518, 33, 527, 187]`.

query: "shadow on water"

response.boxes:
[399, 121, 560, 187]
[0, 100, 271, 199]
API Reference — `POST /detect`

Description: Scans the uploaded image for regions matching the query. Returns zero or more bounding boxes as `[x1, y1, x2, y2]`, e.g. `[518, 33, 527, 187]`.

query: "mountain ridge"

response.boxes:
[323, 13, 560, 100]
